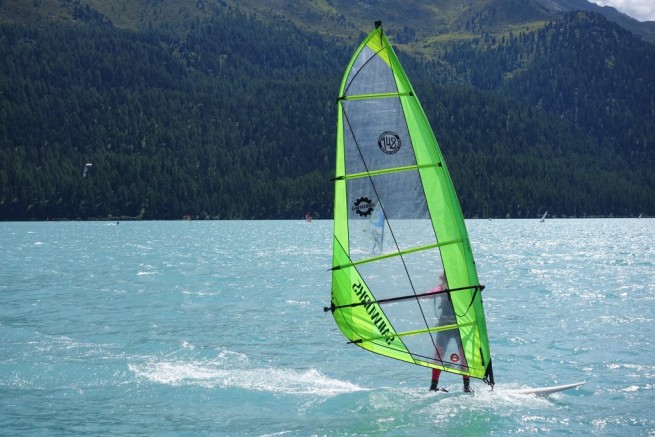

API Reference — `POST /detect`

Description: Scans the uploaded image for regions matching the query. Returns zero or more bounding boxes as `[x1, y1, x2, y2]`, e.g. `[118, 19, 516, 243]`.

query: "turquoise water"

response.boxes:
[1, 219, 653, 435]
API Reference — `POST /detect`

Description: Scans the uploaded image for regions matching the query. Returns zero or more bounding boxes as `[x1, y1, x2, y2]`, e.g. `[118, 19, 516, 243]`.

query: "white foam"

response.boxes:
[417, 383, 554, 425]
[286, 299, 310, 306]
[128, 356, 366, 397]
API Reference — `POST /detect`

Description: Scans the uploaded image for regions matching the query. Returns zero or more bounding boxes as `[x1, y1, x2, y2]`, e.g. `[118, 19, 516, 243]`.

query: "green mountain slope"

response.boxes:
[3, 0, 654, 45]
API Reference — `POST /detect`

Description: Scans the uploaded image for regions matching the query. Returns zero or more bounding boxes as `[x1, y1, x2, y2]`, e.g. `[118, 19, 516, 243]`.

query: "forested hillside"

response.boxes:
[431, 12, 655, 217]
[0, 4, 653, 219]
[0, 10, 345, 219]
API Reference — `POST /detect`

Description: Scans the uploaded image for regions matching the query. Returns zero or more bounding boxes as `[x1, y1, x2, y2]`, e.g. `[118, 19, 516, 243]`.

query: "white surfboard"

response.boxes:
[512, 381, 586, 396]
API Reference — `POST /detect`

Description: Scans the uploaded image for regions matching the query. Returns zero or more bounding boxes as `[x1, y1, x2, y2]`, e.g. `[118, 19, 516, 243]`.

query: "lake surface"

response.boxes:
[1, 219, 653, 435]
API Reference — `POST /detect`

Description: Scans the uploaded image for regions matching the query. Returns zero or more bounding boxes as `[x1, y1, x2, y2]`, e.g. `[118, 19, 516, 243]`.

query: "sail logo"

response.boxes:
[378, 131, 401, 154]
[352, 280, 395, 345]
[353, 197, 374, 217]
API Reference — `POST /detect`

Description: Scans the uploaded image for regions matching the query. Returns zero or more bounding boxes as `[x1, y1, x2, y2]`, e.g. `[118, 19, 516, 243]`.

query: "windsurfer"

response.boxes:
[429, 272, 472, 393]
[368, 205, 385, 252]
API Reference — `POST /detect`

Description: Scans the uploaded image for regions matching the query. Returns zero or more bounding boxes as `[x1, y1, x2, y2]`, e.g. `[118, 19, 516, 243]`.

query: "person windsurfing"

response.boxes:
[428, 272, 472, 393]
[368, 204, 385, 252]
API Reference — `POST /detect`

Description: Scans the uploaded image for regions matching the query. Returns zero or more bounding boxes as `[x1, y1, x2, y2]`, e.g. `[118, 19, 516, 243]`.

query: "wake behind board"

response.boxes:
[511, 381, 586, 396]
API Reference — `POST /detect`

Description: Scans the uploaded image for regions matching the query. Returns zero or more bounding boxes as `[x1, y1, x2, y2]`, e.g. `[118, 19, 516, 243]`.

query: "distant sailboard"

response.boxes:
[82, 163, 93, 178]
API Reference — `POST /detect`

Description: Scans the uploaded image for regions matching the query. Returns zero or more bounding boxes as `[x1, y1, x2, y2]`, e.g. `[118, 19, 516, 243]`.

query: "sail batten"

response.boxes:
[339, 91, 413, 101]
[337, 162, 443, 181]
[329, 23, 494, 386]
[353, 321, 477, 345]
[331, 238, 464, 271]
[329, 283, 484, 312]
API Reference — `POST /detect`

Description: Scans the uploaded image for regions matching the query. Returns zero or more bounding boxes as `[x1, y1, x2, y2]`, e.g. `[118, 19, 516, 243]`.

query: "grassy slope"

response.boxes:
[0, 0, 561, 51]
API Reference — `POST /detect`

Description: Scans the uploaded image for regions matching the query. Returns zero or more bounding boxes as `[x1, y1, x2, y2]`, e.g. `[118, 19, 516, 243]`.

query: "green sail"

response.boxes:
[328, 22, 494, 386]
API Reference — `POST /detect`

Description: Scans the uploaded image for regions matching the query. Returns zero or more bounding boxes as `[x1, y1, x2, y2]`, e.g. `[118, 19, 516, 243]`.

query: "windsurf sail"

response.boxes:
[326, 22, 494, 387]
[540, 211, 548, 222]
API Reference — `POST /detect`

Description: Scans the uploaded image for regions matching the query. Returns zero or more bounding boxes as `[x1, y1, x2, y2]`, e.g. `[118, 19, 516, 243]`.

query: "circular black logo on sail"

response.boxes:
[353, 197, 374, 217]
[378, 131, 401, 154]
